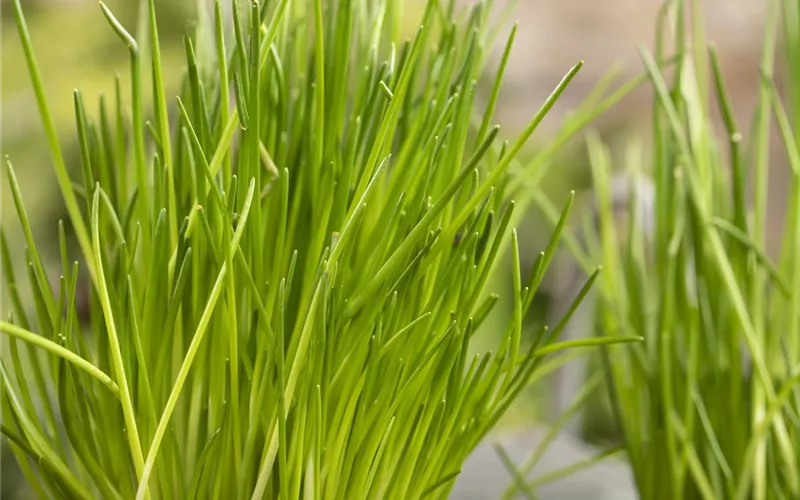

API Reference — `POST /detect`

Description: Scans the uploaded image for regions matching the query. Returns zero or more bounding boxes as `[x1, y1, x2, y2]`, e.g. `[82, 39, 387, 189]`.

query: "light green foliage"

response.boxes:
[1, 0, 641, 498]
[534, 0, 800, 498]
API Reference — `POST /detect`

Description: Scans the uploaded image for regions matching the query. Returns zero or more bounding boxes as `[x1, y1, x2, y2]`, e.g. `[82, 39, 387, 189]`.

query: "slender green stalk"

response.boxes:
[91, 186, 149, 494]
[0, 322, 120, 398]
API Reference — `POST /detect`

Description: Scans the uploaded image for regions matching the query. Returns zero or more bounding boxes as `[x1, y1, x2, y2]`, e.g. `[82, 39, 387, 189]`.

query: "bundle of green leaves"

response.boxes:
[1, 0, 643, 498]
[533, 0, 800, 498]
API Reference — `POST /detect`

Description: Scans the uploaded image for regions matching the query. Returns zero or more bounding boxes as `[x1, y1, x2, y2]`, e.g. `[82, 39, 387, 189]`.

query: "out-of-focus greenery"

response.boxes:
[2, 0, 189, 223]
[2, 0, 193, 317]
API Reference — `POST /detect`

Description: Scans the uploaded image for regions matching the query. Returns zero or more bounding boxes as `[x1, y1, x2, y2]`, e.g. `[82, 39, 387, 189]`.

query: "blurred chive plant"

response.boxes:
[1, 0, 642, 498]
[534, 0, 800, 498]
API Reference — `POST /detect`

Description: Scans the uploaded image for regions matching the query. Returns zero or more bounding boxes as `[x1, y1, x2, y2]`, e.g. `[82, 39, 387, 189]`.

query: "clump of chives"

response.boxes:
[531, 0, 800, 498]
[1, 0, 640, 498]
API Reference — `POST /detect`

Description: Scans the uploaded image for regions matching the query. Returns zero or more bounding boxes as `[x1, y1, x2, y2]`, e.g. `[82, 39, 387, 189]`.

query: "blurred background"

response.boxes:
[1, 0, 787, 497]
[2, 0, 190, 301]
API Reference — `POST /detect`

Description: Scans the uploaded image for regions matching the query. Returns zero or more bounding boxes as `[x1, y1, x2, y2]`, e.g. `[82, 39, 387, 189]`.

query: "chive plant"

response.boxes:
[533, 0, 800, 498]
[1, 0, 641, 498]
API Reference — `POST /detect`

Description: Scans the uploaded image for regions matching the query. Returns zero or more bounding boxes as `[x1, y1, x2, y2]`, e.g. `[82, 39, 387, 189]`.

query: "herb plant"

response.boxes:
[1, 0, 640, 498]
[533, 0, 800, 498]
